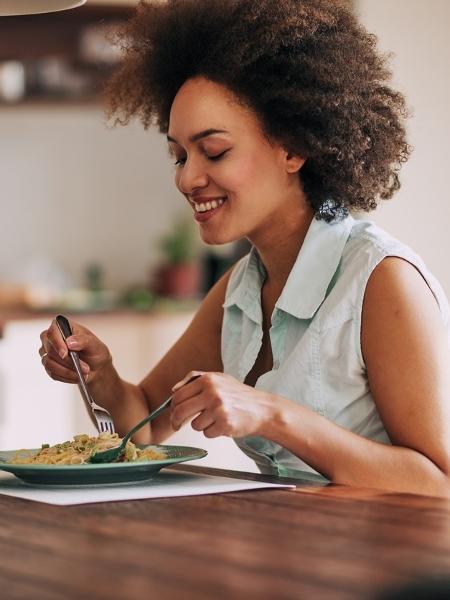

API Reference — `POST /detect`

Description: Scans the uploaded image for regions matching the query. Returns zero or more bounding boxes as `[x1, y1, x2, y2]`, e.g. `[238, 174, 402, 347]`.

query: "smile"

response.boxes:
[192, 198, 226, 213]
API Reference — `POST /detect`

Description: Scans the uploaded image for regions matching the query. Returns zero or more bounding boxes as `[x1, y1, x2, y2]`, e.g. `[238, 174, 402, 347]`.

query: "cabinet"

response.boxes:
[0, 312, 257, 472]
[0, 3, 134, 105]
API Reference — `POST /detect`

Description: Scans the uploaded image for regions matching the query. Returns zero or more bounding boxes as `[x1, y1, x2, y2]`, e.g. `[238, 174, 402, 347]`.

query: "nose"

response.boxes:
[176, 156, 209, 194]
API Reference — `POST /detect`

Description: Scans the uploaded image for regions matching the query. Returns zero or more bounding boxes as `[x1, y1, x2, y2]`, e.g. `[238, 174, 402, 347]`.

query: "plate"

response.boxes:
[0, 445, 207, 486]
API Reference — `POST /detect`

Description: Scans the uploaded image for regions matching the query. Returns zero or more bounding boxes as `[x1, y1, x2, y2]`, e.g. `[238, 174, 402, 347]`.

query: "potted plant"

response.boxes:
[152, 216, 202, 299]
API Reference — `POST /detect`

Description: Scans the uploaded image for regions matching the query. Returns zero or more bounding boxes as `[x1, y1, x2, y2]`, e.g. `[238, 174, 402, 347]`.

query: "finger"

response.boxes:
[39, 331, 59, 358]
[191, 411, 215, 432]
[42, 356, 79, 383]
[203, 422, 222, 439]
[43, 355, 89, 383]
[171, 376, 206, 408]
[172, 370, 204, 392]
[39, 342, 60, 366]
[40, 338, 61, 360]
[46, 320, 70, 359]
[64, 333, 103, 359]
[48, 353, 90, 375]
[39, 339, 84, 372]
[47, 373, 80, 385]
[64, 333, 89, 351]
[171, 395, 207, 431]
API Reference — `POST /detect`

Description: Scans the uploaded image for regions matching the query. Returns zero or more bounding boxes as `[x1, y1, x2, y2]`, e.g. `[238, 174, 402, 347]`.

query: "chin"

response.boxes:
[199, 229, 238, 246]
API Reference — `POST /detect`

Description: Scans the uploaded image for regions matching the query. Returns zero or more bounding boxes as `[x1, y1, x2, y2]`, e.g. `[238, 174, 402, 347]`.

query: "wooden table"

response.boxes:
[1, 465, 450, 600]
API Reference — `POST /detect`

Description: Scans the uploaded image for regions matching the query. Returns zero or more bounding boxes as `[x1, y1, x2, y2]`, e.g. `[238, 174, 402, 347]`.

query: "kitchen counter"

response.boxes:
[0, 299, 201, 338]
[1, 464, 450, 599]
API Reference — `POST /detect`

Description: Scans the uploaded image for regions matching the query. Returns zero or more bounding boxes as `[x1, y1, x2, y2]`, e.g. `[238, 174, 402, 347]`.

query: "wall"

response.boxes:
[0, 105, 182, 291]
[356, 0, 450, 296]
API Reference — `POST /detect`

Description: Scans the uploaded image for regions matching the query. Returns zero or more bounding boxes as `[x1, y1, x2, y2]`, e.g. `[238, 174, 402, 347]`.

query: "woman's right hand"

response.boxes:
[39, 318, 112, 385]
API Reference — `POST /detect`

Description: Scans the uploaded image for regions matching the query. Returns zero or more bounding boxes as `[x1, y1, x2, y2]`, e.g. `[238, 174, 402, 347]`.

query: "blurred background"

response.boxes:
[0, 0, 449, 470]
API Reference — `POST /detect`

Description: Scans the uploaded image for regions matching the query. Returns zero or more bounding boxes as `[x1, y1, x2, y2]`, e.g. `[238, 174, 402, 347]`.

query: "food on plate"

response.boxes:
[10, 433, 165, 465]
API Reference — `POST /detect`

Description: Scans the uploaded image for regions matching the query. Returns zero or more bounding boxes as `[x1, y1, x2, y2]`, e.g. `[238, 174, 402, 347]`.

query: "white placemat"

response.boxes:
[0, 469, 295, 506]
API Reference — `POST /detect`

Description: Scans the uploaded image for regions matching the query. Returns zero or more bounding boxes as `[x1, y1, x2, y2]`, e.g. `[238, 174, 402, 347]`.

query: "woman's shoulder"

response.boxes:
[341, 217, 450, 324]
[340, 218, 430, 285]
[345, 218, 418, 261]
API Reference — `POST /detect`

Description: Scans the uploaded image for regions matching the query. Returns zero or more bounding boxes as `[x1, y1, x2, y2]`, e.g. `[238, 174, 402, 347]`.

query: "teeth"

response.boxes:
[193, 198, 225, 213]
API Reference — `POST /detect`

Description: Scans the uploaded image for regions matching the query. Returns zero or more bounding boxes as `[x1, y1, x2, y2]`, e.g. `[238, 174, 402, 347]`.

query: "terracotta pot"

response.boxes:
[153, 262, 201, 299]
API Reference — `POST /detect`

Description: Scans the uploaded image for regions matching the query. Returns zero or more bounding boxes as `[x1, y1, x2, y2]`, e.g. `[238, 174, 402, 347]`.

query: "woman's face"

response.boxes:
[167, 77, 305, 246]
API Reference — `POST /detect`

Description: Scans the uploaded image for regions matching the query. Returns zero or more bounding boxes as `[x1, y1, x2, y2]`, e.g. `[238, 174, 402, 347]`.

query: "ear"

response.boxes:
[285, 151, 305, 174]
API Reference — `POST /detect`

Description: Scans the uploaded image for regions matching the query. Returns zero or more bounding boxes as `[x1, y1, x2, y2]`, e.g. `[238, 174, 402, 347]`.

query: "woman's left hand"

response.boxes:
[170, 371, 276, 438]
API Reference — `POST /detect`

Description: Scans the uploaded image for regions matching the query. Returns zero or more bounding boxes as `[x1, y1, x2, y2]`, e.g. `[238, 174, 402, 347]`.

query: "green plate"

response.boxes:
[0, 445, 207, 486]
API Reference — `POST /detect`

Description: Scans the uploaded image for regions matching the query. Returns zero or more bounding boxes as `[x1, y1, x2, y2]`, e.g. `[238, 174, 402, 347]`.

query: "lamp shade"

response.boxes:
[0, 0, 86, 16]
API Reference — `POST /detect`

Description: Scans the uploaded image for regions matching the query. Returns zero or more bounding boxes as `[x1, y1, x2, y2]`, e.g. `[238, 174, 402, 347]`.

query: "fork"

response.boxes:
[55, 314, 115, 435]
[90, 374, 201, 463]
[89, 395, 172, 463]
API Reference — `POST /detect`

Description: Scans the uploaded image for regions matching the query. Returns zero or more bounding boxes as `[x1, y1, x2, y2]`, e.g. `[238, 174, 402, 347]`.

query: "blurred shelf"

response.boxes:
[0, 5, 133, 61]
[0, 3, 134, 105]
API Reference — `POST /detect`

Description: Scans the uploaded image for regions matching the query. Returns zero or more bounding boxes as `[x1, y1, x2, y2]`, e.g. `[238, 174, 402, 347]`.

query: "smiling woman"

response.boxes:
[38, 0, 450, 497]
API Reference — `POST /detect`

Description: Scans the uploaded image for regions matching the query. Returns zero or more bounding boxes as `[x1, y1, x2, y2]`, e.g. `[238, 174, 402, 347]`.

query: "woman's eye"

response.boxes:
[173, 149, 229, 166]
[206, 150, 229, 162]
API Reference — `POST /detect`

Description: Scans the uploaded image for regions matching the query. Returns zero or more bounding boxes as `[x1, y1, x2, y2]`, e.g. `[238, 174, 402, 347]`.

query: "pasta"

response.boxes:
[10, 433, 166, 465]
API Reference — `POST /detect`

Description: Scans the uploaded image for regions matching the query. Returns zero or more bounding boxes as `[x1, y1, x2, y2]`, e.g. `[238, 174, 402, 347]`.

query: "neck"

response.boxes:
[249, 199, 314, 291]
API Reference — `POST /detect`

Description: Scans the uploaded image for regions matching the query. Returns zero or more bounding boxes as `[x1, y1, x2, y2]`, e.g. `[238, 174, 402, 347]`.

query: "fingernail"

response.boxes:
[81, 364, 89, 373]
[171, 380, 185, 392]
[67, 339, 77, 349]
[59, 348, 67, 359]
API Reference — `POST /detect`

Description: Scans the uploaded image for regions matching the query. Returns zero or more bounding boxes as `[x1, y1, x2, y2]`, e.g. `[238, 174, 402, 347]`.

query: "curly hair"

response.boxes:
[105, 0, 411, 221]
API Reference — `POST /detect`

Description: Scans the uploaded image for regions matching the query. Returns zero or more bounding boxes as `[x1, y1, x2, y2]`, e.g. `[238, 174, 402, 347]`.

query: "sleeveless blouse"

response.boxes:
[221, 215, 450, 480]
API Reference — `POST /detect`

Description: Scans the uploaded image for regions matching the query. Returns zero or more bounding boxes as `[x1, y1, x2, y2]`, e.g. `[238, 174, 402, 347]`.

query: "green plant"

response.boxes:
[160, 216, 200, 265]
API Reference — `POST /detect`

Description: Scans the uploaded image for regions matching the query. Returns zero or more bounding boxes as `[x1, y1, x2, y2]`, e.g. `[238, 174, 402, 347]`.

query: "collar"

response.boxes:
[276, 215, 354, 319]
[223, 245, 265, 324]
[224, 215, 354, 322]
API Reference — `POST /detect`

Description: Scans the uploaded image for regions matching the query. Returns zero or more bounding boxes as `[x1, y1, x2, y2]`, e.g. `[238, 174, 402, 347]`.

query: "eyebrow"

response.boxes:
[167, 128, 229, 144]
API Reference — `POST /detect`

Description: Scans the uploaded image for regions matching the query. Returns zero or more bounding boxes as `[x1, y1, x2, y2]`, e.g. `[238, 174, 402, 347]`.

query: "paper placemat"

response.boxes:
[0, 469, 295, 506]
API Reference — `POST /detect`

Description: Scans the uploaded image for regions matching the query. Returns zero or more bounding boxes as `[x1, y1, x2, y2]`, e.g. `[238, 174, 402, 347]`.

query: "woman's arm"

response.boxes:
[42, 269, 231, 444]
[263, 257, 450, 496]
[135, 269, 232, 442]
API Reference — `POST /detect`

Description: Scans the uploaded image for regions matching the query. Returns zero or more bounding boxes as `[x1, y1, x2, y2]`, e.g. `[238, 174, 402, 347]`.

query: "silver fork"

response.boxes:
[56, 315, 115, 435]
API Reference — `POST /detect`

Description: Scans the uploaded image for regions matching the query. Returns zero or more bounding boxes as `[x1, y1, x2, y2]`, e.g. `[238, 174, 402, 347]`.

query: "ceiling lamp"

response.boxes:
[0, 0, 86, 16]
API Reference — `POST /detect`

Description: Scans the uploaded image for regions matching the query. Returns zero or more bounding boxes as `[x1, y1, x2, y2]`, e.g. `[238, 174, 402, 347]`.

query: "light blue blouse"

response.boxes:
[221, 215, 450, 480]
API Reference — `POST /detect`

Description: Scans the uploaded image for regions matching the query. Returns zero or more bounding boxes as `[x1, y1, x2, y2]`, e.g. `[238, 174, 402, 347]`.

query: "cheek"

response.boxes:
[216, 160, 259, 194]
[227, 146, 284, 193]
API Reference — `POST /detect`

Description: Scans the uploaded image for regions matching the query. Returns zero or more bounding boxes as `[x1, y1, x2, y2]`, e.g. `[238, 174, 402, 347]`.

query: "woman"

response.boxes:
[39, 0, 450, 495]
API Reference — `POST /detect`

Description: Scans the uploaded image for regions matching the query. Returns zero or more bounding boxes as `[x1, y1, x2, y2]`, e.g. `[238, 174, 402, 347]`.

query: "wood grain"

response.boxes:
[1, 466, 450, 600]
